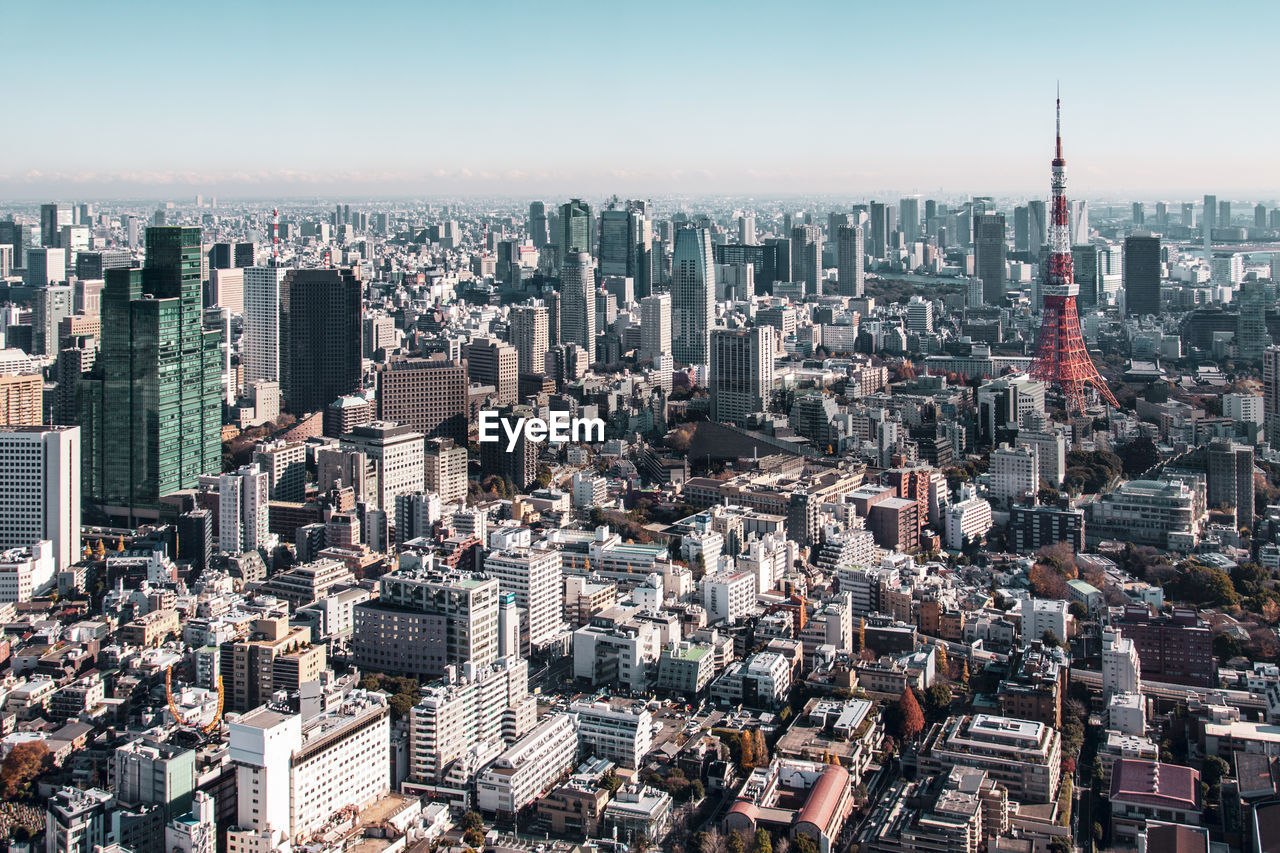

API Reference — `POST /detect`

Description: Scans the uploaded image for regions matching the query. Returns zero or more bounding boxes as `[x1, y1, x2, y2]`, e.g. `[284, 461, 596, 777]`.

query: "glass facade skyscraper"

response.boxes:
[80, 226, 223, 521]
[672, 226, 715, 365]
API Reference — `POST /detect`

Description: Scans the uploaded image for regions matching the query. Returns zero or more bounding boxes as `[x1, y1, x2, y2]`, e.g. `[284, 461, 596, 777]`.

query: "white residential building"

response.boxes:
[483, 548, 565, 651]
[639, 293, 672, 363]
[218, 464, 270, 554]
[701, 570, 756, 625]
[1224, 393, 1264, 427]
[0, 425, 80, 571]
[476, 713, 579, 819]
[1017, 429, 1067, 488]
[944, 489, 993, 551]
[1102, 629, 1142, 696]
[572, 472, 608, 510]
[0, 541, 56, 603]
[1021, 598, 1070, 646]
[1107, 691, 1146, 736]
[571, 701, 654, 769]
[425, 438, 468, 505]
[991, 443, 1038, 509]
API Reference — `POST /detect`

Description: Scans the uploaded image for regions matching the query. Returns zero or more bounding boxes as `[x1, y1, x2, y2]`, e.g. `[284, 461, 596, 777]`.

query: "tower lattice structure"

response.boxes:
[1029, 97, 1120, 413]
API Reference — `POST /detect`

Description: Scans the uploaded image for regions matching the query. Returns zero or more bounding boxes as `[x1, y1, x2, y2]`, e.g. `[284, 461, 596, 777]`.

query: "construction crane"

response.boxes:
[165, 666, 224, 734]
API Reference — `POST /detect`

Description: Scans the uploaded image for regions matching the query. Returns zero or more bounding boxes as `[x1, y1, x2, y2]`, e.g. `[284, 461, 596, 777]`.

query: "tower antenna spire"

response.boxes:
[1055, 84, 1062, 160]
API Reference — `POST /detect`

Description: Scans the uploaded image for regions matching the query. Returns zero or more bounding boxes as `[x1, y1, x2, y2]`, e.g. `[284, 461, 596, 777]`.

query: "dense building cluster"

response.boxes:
[2, 113, 1280, 853]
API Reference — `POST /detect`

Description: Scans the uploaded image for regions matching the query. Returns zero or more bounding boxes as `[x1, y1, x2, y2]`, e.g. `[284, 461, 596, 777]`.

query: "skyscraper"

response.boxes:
[639, 293, 672, 363]
[40, 203, 71, 248]
[376, 357, 469, 445]
[1028, 200, 1047, 259]
[559, 251, 596, 363]
[80, 227, 222, 520]
[868, 202, 888, 258]
[671, 227, 715, 365]
[1014, 205, 1030, 253]
[599, 207, 631, 277]
[790, 225, 822, 296]
[466, 337, 518, 405]
[557, 199, 592, 266]
[243, 266, 288, 386]
[710, 327, 775, 425]
[1131, 202, 1144, 226]
[282, 267, 363, 414]
[738, 213, 756, 245]
[1123, 233, 1161, 317]
[974, 212, 1007, 304]
[509, 304, 549, 376]
[836, 225, 864, 297]
[1264, 346, 1280, 448]
[528, 201, 549, 249]
[0, 425, 80, 571]
[899, 197, 921, 244]
[1068, 200, 1089, 243]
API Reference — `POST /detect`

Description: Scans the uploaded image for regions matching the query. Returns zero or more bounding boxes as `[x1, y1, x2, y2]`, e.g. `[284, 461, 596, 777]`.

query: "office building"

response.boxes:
[868, 202, 888, 258]
[1207, 439, 1254, 524]
[918, 714, 1061, 804]
[26, 247, 67, 287]
[339, 422, 424, 512]
[476, 713, 579, 820]
[790, 225, 822, 296]
[222, 617, 327, 712]
[79, 227, 222, 520]
[353, 566, 500, 678]
[1123, 233, 1161, 316]
[571, 702, 653, 769]
[1266, 346, 1280, 447]
[32, 284, 73, 356]
[41, 203, 72, 247]
[558, 199, 592, 265]
[1115, 605, 1213, 687]
[672, 227, 715, 365]
[900, 197, 921, 243]
[424, 438, 468, 505]
[709, 327, 774, 425]
[282, 267, 362, 415]
[528, 201, 549, 248]
[560, 251, 596, 363]
[974, 213, 1006, 304]
[376, 357, 468, 444]
[467, 337, 518, 405]
[836, 225, 864, 297]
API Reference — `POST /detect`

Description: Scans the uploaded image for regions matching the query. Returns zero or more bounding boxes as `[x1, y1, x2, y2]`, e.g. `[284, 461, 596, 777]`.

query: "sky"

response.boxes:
[5, 0, 1280, 200]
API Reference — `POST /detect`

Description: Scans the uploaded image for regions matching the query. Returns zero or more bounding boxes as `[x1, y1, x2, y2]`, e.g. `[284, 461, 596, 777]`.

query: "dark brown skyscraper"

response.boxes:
[282, 267, 363, 414]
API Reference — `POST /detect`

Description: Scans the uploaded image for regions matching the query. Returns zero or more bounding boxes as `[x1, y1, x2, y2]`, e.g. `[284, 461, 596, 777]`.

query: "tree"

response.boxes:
[460, 811, 484, 832]
[726, 832, 745, 853]
[688, 779, 705, 802]
[601, 770, 624, 792]
[1117, 436, 1161, 476]
[1202, 755, 1231, 788]
[0, 741, 50, 798]
[896, 688, 925, 741]
[794, 835, 818, 853]
[1042, 629, 1063, 649]
[960, 659, 970, 686]
[1068, 601, 1088, 621]
[923, 685, 952, 722]
[934, 643, 948, 678]
[463, 829, 485, 848]
[753, 829, 773, 853]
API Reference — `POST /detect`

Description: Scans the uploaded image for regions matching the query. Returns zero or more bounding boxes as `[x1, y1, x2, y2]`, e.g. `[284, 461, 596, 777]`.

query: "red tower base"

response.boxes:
[1030, 294, 1119, 413]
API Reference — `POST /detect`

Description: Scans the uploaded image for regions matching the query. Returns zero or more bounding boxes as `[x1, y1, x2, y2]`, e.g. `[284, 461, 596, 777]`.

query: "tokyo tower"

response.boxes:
[1028, 96, 1120, 412]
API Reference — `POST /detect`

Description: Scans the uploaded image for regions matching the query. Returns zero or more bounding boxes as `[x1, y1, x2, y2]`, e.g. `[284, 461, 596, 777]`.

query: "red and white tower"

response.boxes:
[1029, 96, 1119, 412]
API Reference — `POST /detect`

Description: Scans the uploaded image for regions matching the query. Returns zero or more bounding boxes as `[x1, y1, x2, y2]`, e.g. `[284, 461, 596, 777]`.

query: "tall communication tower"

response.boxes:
[1028, 94, 1120, 413]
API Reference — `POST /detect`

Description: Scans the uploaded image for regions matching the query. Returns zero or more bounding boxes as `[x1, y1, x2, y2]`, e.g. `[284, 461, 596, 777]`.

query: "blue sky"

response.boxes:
[5, 0, 1278, 199]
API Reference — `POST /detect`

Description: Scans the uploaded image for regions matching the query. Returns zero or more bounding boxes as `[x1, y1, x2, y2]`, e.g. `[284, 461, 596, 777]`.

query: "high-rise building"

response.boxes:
[559, 251, 596, 363]
[557, 199, 592, 266]
[242, 266, 287, 386]
[0, 425, 80, 572]
[1256, 204, 1268, 230]
[353, 566, 501, 678]
[424, 438, 468, 505]
[528, 201, 549, 248]
[0, 373, 42, 426]
[32, 284, 72, 355]
[836, 225, 864, 297]
[738, 212, 756, 245]
[1131, 202, 1144, 225]
[40, 203, 72, 248]
[339, 422, 425, 512]
[599, 207, 632, 277]
[467, 337, 518, 405]
[1028, 200, 1047, 259]
[790, 225, 822, 296]
[1219, 200, 1231, 227]
[218, 463, 270, 554]
[1207, 439, 1254, 525]
[509, 304, 549, 376]
[899, 197, 921, 243]
[282, 267, 363, 414]
[79, 227, 222, 521]
[25, 247, 66, 287]
[1237, 280, 1272, 360]
[1182, 202, 1195, 228]
[1014, 205, 1030, 253]
[639, 293, 672, 363]
[672, 227, 715, 365]
[974, 213, 1006, 304]
[1123, 234, 1161, 316]
[1068, 200, 1089, 243]
[868, 202, 888, 258]
[484, 548, 565, 652]
[709, 327, 775, 425]
[376, 357, 469, 445]
[1265, 346, 1280, 448]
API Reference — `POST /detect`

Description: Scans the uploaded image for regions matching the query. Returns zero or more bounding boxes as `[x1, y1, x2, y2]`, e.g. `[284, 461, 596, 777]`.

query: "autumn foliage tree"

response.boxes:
[897, 688, 925, 741]
[0, 741, 50, 798]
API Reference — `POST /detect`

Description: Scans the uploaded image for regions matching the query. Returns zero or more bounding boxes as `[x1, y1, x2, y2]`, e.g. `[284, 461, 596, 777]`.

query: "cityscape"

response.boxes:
[4, 4, 1280, 853]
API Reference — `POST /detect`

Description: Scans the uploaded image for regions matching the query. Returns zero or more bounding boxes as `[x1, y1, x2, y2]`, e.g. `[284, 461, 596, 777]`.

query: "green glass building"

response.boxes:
[80, 227, 223, 522]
